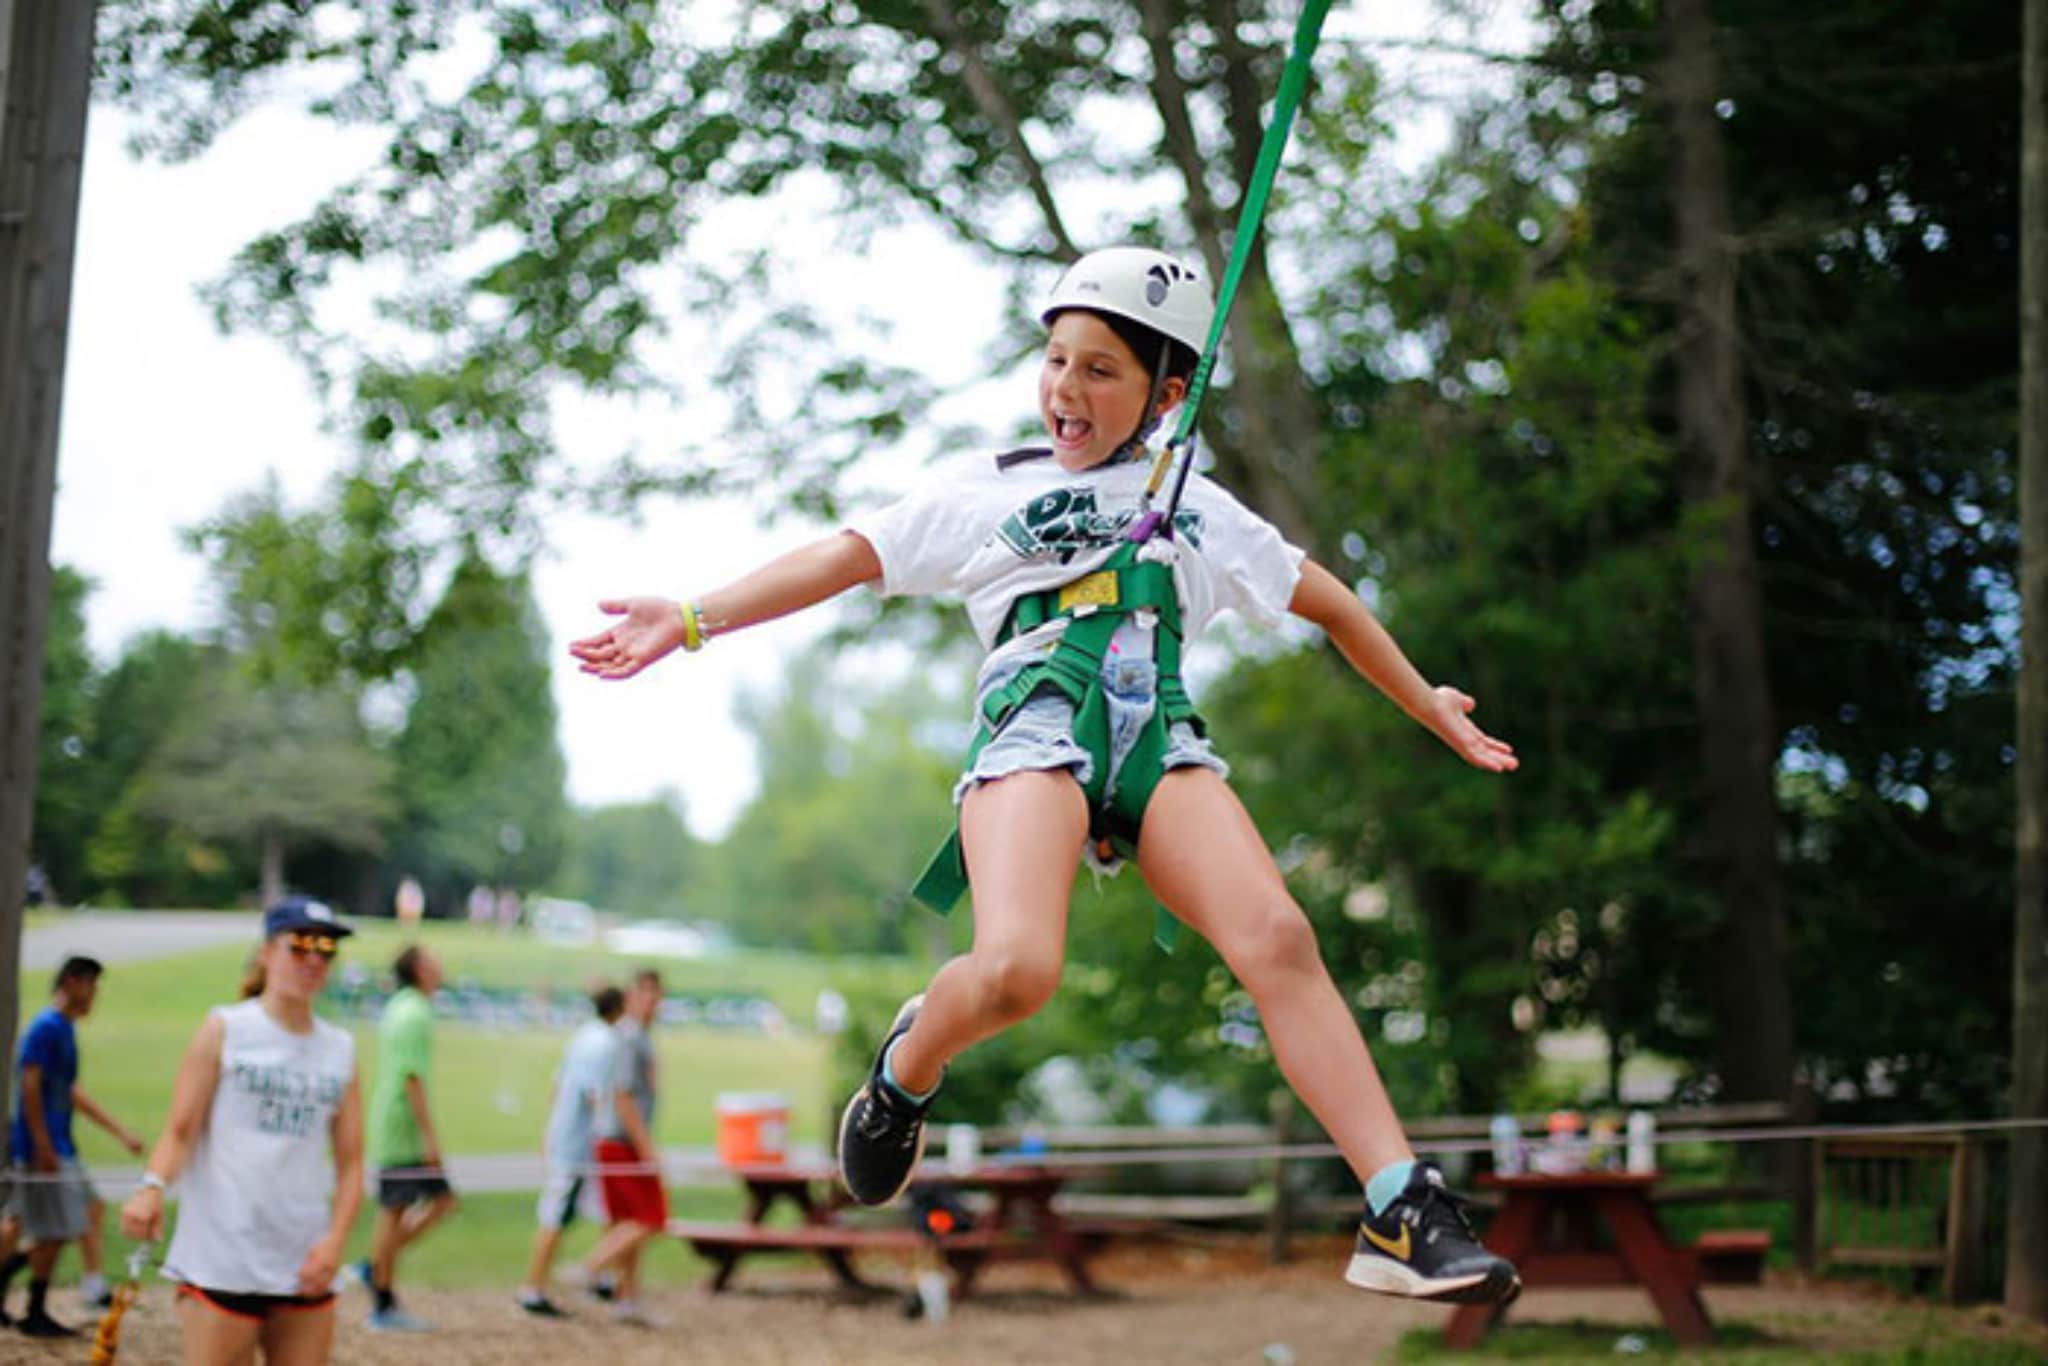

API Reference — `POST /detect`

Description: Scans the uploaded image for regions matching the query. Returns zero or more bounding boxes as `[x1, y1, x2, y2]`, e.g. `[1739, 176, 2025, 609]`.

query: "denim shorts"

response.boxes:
[954, 625, 1228, 810]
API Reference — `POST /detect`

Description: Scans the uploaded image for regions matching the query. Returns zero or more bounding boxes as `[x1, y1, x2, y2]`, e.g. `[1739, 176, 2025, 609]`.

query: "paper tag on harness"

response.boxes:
[1058, 571, 1120, 614]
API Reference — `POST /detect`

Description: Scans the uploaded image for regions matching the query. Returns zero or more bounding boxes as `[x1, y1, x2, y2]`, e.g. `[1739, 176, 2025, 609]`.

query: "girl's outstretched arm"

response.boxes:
[570, 530, 882, 680]
[1288, 558, 1518, 774]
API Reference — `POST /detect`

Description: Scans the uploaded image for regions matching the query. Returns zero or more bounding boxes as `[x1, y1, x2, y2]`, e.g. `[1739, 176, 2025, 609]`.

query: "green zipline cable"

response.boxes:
[1134, 0, 1333, 536]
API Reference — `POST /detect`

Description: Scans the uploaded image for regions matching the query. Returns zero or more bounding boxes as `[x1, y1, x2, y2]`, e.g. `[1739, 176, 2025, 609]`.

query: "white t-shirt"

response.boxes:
[161, 999, 356, 1295]
[849, 452, 1306, 680]
[545, 1019, 620, 1168]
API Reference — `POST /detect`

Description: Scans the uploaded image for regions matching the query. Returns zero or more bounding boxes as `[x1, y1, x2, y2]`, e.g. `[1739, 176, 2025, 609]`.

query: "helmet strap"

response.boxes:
[1116, 336, 1176, 462]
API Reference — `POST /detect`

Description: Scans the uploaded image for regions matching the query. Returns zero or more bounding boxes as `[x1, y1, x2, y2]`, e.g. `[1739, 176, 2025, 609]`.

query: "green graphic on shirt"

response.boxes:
[996, 486, 1204, 563]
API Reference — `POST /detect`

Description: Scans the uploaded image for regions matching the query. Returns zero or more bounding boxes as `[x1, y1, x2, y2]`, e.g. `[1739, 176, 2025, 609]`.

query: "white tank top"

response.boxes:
[161, 998, 356, 1295]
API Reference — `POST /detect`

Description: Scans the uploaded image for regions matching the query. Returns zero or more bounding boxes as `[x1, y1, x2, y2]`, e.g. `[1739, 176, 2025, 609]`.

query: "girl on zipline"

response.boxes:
[572, 247, 1520, 1304]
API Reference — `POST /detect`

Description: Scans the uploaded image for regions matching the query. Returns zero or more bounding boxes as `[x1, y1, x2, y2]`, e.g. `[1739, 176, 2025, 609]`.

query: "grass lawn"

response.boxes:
[21, 919, 926, 1169]
[12, 919, 935, 1291]
[1393, 1319, 2048, 1364]
[84, 1187, 760, 1293]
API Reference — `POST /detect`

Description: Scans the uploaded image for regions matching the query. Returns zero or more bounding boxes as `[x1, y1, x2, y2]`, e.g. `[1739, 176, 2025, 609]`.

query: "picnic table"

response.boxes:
[669, 1160, 1147, 1298]
[1444, 1170, 1768, 1349]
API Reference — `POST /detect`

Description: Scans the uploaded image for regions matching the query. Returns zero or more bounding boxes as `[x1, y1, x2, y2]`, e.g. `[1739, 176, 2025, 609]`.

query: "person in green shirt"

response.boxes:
[360, 945, 458, 1333]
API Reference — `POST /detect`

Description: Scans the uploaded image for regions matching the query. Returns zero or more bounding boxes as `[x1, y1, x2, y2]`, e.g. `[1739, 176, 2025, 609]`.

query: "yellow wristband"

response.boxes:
[678, 600, 704, 652]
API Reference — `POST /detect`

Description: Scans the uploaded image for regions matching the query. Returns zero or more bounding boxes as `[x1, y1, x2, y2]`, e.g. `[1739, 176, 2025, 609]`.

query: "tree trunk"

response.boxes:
[260, 828, 286, 907]
[2011, 0, 2048, 1324]
[1663, 0, 1795, 1106]
[0, 0, 95, 1125]
[1139, 0, 1326, 558]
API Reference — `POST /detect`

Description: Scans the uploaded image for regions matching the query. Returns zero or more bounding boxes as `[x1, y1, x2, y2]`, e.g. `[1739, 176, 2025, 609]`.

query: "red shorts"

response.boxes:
[593, 1137, 669, 1228]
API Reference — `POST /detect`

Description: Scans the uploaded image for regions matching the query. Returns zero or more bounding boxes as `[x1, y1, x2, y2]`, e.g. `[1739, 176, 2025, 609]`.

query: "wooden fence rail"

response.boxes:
[939, 1107, 2003, 1298]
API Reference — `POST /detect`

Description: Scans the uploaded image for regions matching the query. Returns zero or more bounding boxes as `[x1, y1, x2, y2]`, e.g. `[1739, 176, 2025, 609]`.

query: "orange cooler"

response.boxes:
[715, 1091, 791, 1165]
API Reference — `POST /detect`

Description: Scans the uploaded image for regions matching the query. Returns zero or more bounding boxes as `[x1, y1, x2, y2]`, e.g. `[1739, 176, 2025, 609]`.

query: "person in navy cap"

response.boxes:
[122, 897, 362, 1364]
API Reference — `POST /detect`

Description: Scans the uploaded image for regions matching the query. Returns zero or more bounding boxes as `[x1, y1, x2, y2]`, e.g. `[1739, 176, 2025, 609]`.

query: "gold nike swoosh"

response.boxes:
[1362, 1223, 1411, 1261]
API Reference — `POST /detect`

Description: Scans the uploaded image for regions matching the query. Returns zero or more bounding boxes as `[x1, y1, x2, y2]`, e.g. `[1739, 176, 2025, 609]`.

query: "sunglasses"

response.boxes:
[285, 933, 340, 961]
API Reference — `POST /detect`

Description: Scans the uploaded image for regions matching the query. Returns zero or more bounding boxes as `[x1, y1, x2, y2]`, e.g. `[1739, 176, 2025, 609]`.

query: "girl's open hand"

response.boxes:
[569, 598, 687, 679]
[1423, 685, 1518, 773]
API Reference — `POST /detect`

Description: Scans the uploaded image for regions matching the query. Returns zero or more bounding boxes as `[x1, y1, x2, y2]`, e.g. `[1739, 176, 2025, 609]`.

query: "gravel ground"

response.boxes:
[31, 1236, 2048, 1365]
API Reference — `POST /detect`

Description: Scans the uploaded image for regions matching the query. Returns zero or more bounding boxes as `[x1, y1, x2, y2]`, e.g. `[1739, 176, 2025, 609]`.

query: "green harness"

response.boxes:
[909, 538, 1203, 948]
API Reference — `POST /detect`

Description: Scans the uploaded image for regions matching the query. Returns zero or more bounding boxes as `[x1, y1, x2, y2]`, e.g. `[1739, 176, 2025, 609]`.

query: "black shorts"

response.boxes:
[377, 1170, 455, 1211]
[177, 1284, 336, 1321]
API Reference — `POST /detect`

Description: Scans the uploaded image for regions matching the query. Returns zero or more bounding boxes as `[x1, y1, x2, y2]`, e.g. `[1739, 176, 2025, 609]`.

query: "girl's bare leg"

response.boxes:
[175, 1295, 261, 1366]
[255, 1301, 335, 1366]
[1137, 767, 1413, 1183]
[887, 770, 1088, 1093]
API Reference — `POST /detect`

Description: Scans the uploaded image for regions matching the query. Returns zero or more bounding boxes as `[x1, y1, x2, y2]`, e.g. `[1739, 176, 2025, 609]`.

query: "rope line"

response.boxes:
[992, 1115, 2048, 1171]
[35, 1116, 2043, 1193]
[1131, 0, 1334, 541]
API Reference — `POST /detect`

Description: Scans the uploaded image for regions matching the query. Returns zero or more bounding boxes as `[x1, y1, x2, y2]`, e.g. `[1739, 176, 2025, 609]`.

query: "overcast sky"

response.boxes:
[50, 3, 1528, 840]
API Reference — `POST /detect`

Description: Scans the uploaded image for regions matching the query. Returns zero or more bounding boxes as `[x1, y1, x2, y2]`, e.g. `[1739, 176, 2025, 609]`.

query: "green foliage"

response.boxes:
[80, 632, 250, 906]
[84, 0, 2031, 1132]
[1540, 0, 2021, 1114]
[1392, 1320, 2048, 1364]
[29, 569, 100, 902]
[184, 471, 423, 684]
[32, 923, 930, 1173]
[703, 647, 962, 953]
[556, 792, 699, 919]
[393, 553, 569, 902]
[136, 658, 395, 865]
[92, 0, 1386, 672]
[1191, 111, 1702, 1111]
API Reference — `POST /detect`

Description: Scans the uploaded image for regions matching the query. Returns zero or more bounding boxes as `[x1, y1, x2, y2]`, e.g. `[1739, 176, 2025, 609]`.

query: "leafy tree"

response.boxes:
[93, 3, 2035, 1166]
[1541, 0, 2022, 1115]
[1160, 100, 1696, 1115]
[30, 568, 99, 904]
[96, 0, 1405, 678]
[82, 631, 250, 907]
[557, 793, 698, 919]
[392, 552, 569, 908]
[705, 647, 961, 953]
[137, 659, 395, 904]
[2012, 0, 2045, 1318]
[184, 472, 422, 685]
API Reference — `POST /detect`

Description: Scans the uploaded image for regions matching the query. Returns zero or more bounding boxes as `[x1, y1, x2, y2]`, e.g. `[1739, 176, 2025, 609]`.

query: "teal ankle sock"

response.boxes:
[880, 1037, 938, 1105]
[1366, 1160, 1417, 1216]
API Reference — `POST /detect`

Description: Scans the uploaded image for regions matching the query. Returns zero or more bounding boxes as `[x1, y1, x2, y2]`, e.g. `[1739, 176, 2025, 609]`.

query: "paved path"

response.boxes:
[19, 909, 260, 970]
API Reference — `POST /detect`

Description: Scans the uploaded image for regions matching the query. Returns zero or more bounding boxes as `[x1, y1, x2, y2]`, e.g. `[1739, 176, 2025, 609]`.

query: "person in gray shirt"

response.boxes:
[577, 969, 664, 1323]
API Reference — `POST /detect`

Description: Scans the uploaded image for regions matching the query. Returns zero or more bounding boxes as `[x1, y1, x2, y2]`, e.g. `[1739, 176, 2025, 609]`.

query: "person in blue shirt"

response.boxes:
[3, 955, 145, 1338]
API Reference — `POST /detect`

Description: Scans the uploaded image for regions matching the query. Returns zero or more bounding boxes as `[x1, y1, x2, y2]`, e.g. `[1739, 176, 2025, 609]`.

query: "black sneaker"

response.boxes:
[516, 1292, 571, 1319]
[17, 1311, 77, 1338]
[1344, 1163, 1520, 1304]
[837, 995, 936, 1206]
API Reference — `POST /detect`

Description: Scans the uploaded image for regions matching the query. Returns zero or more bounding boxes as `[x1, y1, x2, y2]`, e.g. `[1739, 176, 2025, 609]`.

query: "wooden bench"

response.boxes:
[1689, 1228, 1771, 1284]
[668, 1216, 1150, 1296]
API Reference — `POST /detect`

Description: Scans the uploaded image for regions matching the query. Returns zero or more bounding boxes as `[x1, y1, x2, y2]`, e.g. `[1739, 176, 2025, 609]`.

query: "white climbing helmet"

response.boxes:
[1041, 246, 1213, 355]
